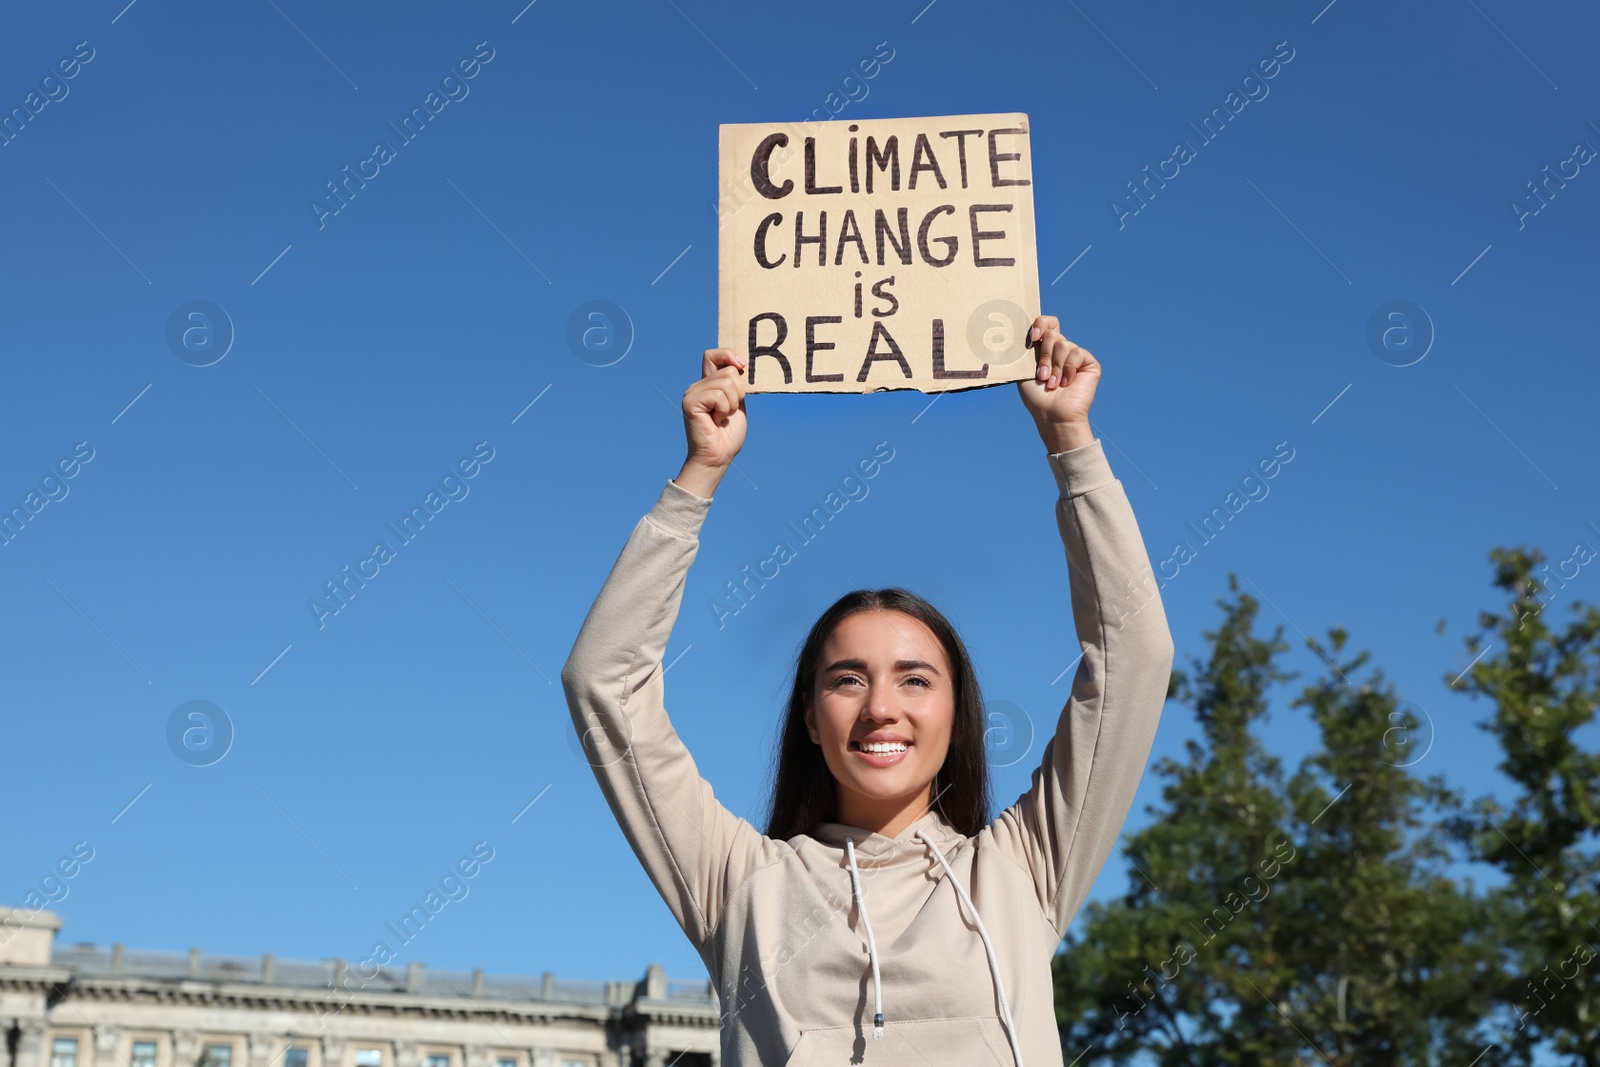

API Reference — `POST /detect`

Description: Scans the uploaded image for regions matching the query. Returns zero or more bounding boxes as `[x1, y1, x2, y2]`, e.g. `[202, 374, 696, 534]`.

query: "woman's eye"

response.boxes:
[829, 674, 931, 688]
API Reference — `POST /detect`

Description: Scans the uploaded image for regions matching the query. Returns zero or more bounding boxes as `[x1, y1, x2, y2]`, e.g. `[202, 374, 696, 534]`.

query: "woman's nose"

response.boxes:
[861, 688, 898, 720]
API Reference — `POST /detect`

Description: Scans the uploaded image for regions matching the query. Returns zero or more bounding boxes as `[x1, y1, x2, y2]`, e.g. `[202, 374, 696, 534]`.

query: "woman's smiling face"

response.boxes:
[803, 609, 955, 831]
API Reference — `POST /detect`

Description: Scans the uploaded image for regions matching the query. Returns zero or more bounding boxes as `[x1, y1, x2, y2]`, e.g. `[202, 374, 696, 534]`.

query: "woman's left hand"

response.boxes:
[1017, 313, 1099, 453]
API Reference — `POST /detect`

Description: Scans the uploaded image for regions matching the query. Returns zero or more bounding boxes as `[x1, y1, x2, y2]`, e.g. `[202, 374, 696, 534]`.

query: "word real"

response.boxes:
[718, 112, 1041, 393]
[311, 42, 496, 230]
[1, 440, 96, 548]
[309, 441, 496, 629]
[1510, 130, 1596, 230]
[710, 441, 895, 629]
[1111, 40, 1296, 229]
[1, 40, 95, 148]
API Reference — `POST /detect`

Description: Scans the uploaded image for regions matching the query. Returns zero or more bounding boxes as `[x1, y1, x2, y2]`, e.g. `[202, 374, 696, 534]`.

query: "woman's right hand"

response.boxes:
[675, 348, 748, 498]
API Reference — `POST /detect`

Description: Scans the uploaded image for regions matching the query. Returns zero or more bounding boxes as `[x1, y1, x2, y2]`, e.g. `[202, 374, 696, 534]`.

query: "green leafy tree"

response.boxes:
[1269, 628, 1500, 1065]
[1055, 575, 1499, 1065]
[1445, 546, 1600, 1065]
[1054, 576, 1298, 1065]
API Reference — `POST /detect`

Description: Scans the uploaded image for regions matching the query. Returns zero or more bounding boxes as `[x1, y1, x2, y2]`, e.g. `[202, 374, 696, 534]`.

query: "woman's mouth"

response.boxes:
[850, 738, 911, 767]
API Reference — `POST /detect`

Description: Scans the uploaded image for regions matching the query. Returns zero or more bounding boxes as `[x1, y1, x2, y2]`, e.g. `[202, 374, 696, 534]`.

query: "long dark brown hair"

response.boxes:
[762, 587, 992, 841]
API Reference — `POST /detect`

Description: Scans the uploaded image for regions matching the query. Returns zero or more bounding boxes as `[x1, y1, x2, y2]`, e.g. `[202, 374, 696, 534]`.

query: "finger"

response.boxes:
[727, 372, 749, 411]
[683, 378, 727, 418]
[1063, 342, 1092, 376]
[712, 372, 749, 419]
[1055, 343, 1078, 390]
[715, 362, 750, 397]
[1036, 328, 1064, 383]
[1055, 341, 1095, 390]
[711, 376, 740, 418]
[703, 347, 746, 378]
[1028, 314, 1060, 346]
[1046, 334, 1076, 389]
[682, 381, 707, 418]
[698, 370, 744, 416]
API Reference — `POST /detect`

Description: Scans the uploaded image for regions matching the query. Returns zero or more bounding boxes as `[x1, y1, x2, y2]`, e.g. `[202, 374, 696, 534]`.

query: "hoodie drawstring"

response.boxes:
[843, 836, 886, 1040]
[916, 830, 1027, 1067]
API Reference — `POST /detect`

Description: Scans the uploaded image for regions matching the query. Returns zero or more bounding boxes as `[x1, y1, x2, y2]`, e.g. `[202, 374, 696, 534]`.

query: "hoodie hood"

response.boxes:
[805, 807, 968, 864]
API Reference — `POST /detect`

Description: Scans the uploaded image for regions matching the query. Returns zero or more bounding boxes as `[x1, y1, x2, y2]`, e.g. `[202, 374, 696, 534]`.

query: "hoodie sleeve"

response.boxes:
[977, 438, 1176, 941]
[559, 477, 780, 953]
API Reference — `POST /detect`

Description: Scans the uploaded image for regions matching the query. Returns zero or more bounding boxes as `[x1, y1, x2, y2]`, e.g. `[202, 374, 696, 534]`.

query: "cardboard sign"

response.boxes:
[718, 112, 1041, 394]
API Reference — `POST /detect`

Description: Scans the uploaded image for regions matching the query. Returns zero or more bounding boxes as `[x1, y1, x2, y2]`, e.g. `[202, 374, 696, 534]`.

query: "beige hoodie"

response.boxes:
[560, 439, 1175, 1067]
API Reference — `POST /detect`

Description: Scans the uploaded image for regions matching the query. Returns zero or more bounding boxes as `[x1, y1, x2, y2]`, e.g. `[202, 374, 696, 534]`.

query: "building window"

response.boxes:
[51, 1039, 79, 1067]
[559, 1061, 586, 1067]
[425, 1056, 449, 1067]
[353, 1051, 382, 1067]
[201, 1046, 233, 1067]
[283, 1049, 308, 1067]
[496, 1059, 516, 1067]
[131, 1043, 157, 1067]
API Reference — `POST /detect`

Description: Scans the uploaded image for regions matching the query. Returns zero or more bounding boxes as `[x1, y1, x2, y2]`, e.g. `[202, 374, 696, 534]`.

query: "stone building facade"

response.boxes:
[0, 908, 719, 1067]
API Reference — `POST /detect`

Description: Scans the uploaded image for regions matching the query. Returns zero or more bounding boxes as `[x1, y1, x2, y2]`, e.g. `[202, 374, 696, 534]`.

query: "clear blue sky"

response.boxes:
[1, 0, 1595, 989]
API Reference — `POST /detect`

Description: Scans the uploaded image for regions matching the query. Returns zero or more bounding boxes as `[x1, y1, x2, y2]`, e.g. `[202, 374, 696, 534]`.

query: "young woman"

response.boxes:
[560, 314, 1175, 1067]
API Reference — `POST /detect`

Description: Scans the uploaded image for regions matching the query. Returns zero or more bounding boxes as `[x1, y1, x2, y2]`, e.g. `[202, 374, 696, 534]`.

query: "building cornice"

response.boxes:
[623, 998, 722, 1028]
[39, 976, 620, 1027]
[0, 970, 719, 1033]
[0, 965, 75, 990]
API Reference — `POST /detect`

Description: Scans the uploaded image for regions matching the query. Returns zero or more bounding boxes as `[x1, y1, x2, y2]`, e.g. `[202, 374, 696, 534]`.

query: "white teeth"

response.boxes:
[861, 741, 908, 754]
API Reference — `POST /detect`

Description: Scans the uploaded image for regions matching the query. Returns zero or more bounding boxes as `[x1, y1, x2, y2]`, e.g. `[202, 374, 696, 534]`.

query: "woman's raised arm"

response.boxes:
[559, 349, 780, 951]
[978, 316, 1177, 942]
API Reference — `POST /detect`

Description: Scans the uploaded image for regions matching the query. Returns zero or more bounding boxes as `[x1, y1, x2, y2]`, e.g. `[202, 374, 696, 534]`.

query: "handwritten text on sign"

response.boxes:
[717, 112, 1042, 394]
